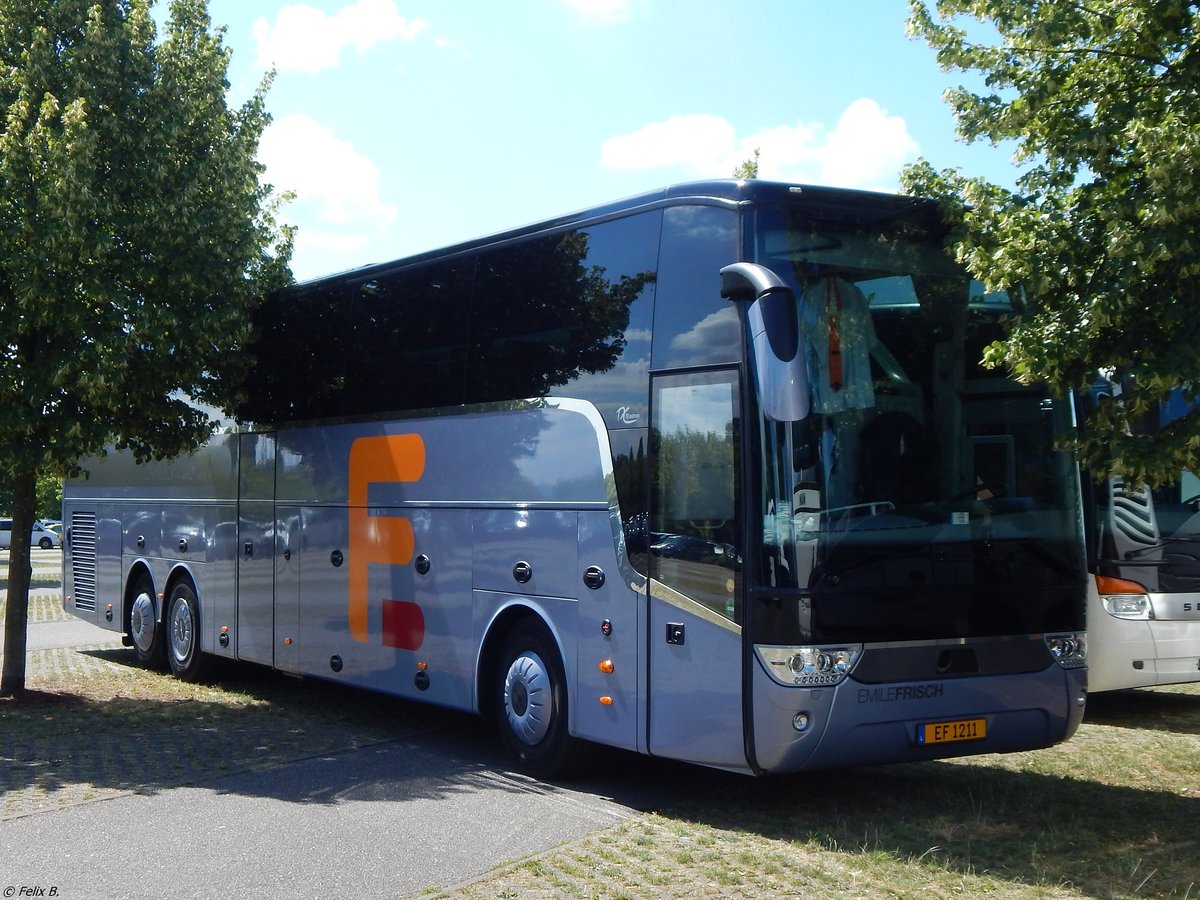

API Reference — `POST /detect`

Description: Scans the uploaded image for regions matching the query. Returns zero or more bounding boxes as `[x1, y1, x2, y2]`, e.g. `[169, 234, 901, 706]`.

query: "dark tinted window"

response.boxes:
[344, 261, 472, 412]
[651, 205, 740, 370]
[241, 214, 659, 426]
[240, 280, 353, 424]
[465, 215, 658, 419]
[240, 260, 470, 423]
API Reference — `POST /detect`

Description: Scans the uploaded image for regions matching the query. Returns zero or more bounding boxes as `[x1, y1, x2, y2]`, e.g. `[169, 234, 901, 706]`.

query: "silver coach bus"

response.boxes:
[62, 180, 1088, 776]
[1086, 382, 1200, 692]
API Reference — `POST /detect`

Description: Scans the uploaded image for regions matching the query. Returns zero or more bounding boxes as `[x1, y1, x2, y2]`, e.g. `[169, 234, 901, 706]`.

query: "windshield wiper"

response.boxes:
[1123, 534, 1200, 558]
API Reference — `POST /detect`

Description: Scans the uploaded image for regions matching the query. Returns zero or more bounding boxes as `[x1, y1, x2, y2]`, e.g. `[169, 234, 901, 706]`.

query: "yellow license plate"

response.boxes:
[919, 717, 987, 745]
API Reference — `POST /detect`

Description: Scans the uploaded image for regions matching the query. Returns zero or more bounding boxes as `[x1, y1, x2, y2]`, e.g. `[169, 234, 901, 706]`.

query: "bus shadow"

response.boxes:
[594, 758, 1200, 899]
[1084, 686, 1200, 735]
[5, 648, 512, 812]
[10, 649, 1199, 897]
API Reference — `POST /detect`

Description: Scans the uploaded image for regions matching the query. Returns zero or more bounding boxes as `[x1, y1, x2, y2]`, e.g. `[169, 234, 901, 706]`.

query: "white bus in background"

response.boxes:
[61, 180, 1088, 777]
[1087, 383, 1200, 691]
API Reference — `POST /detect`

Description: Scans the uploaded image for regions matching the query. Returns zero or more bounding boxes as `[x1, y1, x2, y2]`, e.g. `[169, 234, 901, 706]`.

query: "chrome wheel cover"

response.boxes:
[169, 597, 195, 665]
[130, 591, 156, 653]
[503, 651, 551, 746]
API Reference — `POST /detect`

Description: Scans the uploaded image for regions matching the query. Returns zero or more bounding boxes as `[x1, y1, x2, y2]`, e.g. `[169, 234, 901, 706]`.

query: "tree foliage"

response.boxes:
[903, 0, 1200, 485]
[733, 148, 760, 179]
[0, 0, 292, 696]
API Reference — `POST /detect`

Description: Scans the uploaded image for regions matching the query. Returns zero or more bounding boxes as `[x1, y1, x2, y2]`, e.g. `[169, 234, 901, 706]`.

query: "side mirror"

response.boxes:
[720, 263, 809, 422]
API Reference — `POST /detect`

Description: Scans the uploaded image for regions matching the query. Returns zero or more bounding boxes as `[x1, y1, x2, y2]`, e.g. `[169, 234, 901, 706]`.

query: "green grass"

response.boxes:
[443, 683, 1200, 899]
[2, 601, 1198, 898]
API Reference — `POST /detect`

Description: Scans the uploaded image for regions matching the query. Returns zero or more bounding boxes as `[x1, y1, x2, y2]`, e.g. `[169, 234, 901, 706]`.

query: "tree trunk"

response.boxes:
[1, 467, 38, 697]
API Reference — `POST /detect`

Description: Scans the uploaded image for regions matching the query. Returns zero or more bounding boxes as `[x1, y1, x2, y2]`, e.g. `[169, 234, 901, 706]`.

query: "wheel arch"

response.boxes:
[123, 561, 157, 630]
[476, 602, 566, 721]
[163, 563, 201, 631]
[163, 563, 200, 605]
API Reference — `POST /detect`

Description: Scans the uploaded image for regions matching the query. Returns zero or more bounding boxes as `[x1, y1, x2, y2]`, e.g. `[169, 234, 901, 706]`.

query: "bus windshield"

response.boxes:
[750, 202, 1086, 645]
[1096, 387, 1200, 592]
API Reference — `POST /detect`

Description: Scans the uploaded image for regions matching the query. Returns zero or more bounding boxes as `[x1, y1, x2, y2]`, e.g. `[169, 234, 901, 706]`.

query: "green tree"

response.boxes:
[733, 147, 760, 179]
[0, 0, 292, 697]
[903, 1, 1200, 485]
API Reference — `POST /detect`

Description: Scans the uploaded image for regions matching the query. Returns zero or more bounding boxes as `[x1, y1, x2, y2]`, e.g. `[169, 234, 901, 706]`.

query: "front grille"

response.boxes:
[70, 511, 98, 611]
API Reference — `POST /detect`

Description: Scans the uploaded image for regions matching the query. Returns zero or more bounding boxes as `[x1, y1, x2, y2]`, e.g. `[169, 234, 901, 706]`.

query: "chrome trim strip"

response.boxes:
[648, 579, 741, 634]
[1149, 591, 1200, 621]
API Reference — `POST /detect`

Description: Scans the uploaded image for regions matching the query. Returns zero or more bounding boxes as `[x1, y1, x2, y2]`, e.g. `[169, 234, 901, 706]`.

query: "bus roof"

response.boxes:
[291, 179, 936, 291]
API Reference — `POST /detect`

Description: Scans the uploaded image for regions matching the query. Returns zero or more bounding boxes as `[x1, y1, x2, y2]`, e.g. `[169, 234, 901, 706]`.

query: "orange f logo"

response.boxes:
[347, 434, 426, 644]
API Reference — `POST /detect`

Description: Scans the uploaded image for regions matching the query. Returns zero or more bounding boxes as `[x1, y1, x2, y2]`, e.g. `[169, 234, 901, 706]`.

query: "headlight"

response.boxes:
[1044, 631, 1087, 669]
[1096, 575, 1152, 620]
[1102, 593, 1153, 620]
[756, 644, 862, 686]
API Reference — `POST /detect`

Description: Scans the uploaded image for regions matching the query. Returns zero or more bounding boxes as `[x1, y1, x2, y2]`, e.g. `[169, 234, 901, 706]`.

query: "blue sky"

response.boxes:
[199, 0, 1016, 281]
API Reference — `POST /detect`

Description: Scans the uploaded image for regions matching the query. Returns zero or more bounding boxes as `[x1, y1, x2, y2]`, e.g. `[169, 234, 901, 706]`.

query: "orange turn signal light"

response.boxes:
[1096, 574, 1148, 594]
[598, 659, 615, 674]
[599, 696, 614, 706]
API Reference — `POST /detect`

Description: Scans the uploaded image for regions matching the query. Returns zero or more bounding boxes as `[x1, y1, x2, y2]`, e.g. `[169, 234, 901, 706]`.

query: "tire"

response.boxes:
[39, 537, 52, 550]
[165, 581, 205, 682]
[495, 618, 586, 779]
[128, 574, 166, 669]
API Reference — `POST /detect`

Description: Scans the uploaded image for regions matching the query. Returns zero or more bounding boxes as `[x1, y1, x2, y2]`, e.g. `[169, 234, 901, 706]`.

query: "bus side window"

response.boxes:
[241, 260, 470, 423]
[464, 216, 657, 412]
[650, 370, 742, 622]
[347, 261, 471, 413]
[651, 205, 739, 370]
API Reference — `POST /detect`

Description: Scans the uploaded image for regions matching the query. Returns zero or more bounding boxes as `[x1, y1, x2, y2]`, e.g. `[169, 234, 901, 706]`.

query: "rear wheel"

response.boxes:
[128, 574, 165, 669]
[166, 581, 205, 682]
[495, 618, 586, 779]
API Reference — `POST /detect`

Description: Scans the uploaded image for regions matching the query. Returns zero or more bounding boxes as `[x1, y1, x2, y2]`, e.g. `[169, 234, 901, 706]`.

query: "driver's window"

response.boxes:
[651, 370, 741, 622]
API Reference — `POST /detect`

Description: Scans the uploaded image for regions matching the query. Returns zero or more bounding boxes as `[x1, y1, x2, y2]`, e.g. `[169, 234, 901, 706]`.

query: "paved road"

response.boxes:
[1, 548, 717, 899]
[1, 727, 653, 899]
[1, 548, 117, 652]
[15, 615, 120, 651]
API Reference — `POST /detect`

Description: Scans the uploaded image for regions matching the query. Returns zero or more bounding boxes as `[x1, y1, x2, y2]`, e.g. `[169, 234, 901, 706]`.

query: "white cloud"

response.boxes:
[816, 99, 921, 187]
[600, 114, 738, 172]
[259, 114, 397, 229]
[599, 99, 920, 191]
[253, 0, 428, 74]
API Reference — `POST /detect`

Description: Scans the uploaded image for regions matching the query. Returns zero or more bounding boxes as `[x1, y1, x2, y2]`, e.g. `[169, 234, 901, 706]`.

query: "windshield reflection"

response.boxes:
[751, 205, 1084, 643]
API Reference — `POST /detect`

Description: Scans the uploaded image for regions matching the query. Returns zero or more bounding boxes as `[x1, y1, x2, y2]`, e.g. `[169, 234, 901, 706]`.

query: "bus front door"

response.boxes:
[647, 371, 749, 771]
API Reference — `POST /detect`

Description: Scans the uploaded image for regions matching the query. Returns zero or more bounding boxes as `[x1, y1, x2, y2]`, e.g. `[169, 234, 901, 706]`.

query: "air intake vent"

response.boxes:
[70, 511, 98, 612]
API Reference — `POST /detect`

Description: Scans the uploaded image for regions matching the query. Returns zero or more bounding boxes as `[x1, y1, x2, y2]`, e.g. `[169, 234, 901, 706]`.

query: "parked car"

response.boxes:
[37, 520, 63, 541]
[0, 518, 62, 550]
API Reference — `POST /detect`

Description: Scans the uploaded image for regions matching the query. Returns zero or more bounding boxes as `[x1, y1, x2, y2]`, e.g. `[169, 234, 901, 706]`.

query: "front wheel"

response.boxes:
[495, 618, 586, 779]
[166, 581, 205, 682]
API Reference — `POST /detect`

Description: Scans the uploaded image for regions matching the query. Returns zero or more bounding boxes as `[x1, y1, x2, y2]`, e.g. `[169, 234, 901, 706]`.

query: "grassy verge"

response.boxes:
[442, 685, 1200, 900]
[2, 594, 1198, 898]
